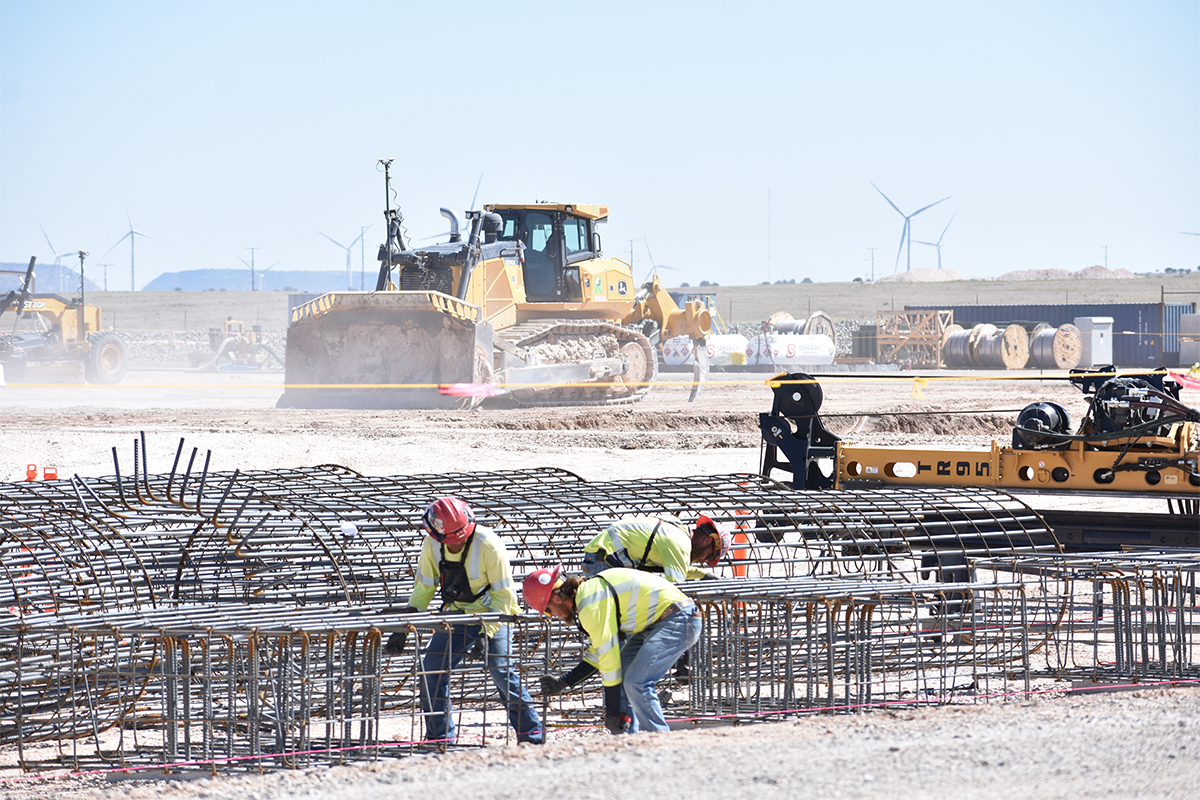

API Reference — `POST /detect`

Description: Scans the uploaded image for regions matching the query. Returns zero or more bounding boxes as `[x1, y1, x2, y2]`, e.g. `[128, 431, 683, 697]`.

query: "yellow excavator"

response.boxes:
[279, 183, 711, 409]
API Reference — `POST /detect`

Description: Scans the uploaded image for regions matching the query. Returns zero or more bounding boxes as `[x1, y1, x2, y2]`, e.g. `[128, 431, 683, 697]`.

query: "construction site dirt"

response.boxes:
[1, 369, 1196, 799]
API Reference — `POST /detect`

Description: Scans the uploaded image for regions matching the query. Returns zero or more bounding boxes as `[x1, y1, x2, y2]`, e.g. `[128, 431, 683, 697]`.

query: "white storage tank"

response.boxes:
[661, 333, 749, 367]
[744, 333, 836, 367]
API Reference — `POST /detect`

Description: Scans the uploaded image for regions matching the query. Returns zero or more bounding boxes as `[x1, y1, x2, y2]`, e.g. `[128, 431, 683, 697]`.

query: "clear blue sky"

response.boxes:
[2, 0, 1197, 291]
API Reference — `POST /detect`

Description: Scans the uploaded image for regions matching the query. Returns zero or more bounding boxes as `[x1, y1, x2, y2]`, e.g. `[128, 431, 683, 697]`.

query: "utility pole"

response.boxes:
[1101, 245, 1109, 269]
[245, 247, 259, 291]
[99, 263, 111, 292]
[767, 187, 772, 284]
[867, 247, 878, 282]
[629, 239, 635, 273]
[76, 251, 88, 342]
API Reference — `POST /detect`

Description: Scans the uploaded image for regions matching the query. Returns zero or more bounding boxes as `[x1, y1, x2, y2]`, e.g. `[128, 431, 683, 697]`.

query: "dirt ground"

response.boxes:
[1, 367, 1196, 797]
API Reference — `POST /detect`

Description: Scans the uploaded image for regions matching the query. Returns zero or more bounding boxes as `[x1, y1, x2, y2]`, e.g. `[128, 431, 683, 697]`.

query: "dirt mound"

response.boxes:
[998, 266, 1137, 281]
[998, 269, 1073, 281]
[877, 269, 963, 283]
[1073, 265, 1137, 280]
[482, 410, 758, 432]
[859, 412, 1015, 437]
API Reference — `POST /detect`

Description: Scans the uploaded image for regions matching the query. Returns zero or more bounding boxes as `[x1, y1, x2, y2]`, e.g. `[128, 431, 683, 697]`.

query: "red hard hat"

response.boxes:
[423, 497, 476, 545]
[693, 515, 731, 567]
[522, 564, 562, 614]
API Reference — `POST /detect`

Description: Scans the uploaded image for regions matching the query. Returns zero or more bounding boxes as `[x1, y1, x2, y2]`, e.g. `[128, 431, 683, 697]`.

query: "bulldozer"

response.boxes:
[279, 193, 712, 409]
[0, 257, 128, 384]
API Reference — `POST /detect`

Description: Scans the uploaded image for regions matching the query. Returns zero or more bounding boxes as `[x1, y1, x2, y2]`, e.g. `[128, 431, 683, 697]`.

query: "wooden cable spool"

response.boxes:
[967, 324, 997, 368]
[998, 324, 1030, 369]
[942, 325, 970, 368]
[1029, 323, 1082, 369]
[971, 324, 1029, 369]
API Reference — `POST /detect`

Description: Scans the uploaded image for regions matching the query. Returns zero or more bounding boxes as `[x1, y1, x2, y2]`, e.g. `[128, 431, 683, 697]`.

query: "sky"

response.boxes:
[1, 0, 1197, 291]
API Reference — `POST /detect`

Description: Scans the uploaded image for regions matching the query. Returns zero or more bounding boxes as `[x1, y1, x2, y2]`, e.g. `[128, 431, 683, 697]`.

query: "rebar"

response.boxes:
[3, 436, 1196, 778]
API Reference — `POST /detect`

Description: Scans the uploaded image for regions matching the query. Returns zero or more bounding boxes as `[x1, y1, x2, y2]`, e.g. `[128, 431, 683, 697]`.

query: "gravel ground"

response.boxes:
[3, 687, 1196, 800]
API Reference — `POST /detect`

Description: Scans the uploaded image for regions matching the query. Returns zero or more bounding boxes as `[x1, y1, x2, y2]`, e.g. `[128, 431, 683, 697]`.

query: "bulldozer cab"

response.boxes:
[491, 204, 604, 303]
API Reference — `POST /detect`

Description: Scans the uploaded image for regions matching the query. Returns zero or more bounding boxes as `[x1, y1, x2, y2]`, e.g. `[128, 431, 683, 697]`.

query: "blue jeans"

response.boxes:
[581, 551, 608, 578]
[619, 605, 702, 733]
[420, 623, 543, 744]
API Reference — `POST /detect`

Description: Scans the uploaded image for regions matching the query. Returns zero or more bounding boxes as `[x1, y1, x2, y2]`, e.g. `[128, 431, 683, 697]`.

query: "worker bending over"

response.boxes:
[385, 498, 542, 745]
[582, 514, 730, 581]
[523, 565, 702, 734]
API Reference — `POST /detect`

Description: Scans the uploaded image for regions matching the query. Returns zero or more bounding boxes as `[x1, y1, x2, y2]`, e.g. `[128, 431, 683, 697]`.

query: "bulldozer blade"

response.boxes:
[277, 292, 493, 410]
[688, 336, 709, 403]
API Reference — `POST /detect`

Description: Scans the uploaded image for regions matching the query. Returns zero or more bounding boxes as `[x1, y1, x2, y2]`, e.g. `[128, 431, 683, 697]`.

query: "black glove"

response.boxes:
[384, 630, 408, 656]
[466, 635, 486, 660]
[604, 715, 624, 735]
[540, 674, 568, 696]
[603, 684, 623, 723]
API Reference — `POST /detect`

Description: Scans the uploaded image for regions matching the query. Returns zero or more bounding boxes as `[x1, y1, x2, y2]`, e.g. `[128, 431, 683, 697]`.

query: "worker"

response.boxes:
[582, 514, 731, 582]
[522, 564, 702, 734]
[579, 513, 728, 683]
[383, 497, 542, 745]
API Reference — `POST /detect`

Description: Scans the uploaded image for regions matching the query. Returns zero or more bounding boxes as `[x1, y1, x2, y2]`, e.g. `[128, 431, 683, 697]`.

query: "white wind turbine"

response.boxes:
[98, 204, 156, 291]
[39, 223, 76, 292]
[320, 229, 372, 290]
[871, 182, 952, 272]
[914, 213, 957, 270]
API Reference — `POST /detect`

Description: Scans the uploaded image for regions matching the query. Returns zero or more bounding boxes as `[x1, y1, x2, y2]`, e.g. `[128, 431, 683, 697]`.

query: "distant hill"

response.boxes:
[143, 269, 368, 293]
[0, 261, 102, 294]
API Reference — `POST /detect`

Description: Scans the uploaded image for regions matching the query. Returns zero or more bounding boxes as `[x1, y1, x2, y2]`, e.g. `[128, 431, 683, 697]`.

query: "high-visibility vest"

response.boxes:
[575, 568, 690, 687]
[583, 516, 707, 582]
[406, 525, 517, 638]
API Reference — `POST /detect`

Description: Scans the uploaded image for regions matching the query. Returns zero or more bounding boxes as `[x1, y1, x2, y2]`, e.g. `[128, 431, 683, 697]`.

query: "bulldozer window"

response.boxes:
[522, 211, 558, 297]
[563, 217, 589, 258]
[499, 215, 520, 240]
[527, 212, 554, 253]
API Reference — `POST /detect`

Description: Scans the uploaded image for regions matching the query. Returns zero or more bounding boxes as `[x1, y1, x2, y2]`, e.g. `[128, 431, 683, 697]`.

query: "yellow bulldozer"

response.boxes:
[0, 257, 128, 384]
[279, 191, 712, 409]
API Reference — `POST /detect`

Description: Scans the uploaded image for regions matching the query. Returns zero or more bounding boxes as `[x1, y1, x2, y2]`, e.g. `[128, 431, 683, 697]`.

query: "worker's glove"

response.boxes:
[539, 674, 568, 696]
[699, 571, 719, 580]
[602, 683, 624, 734]
[466, 635, 486, 661]
[384, 630, 408, 656]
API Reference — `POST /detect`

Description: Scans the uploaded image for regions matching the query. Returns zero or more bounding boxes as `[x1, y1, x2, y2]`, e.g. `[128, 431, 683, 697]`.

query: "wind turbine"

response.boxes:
[642, 237, 679, 283]
[914, 213, 956, 270]
[871, 182, 952, 272]
[39, 223, 75, 291]
[98, 204, 156, 291]
[320, 229, 371, 289]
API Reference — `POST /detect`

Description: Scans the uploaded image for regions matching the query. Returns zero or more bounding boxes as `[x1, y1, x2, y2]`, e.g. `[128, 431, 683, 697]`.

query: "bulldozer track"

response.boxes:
[498, 319, 658, 407]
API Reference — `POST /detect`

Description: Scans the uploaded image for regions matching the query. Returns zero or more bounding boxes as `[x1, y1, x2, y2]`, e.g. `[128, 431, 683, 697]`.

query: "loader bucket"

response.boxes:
[277, 292, 493, 410]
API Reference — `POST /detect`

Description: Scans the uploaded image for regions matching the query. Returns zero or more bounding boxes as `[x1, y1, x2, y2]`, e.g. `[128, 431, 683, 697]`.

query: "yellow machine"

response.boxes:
[760, 369, 1200, 503]
[279, 192, 711, 409]
[0, 257, 127, 384]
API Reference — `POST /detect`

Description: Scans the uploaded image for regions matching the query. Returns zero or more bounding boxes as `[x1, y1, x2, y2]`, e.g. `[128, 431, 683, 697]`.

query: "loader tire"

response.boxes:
[85, 332, 128, 384]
